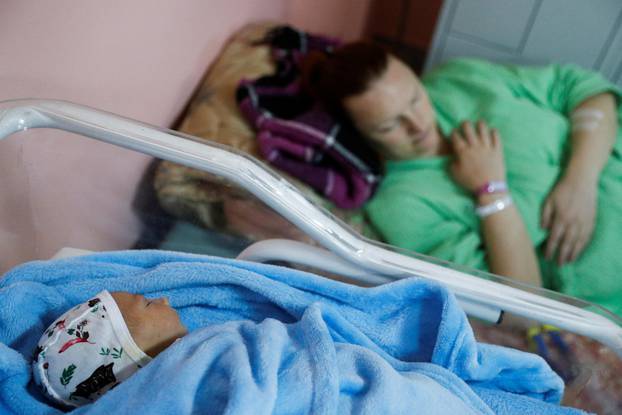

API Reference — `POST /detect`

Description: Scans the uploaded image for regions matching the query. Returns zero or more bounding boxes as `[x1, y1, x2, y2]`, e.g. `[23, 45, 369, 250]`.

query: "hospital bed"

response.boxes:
[2, 97, 619, 335]
[1, 98, 622, 413]
[0, 8, 622, 413]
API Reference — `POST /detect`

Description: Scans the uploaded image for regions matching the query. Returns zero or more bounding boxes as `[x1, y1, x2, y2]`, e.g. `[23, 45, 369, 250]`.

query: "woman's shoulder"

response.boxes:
[422, 57, 512, 85]
[428, 56, 492, 71]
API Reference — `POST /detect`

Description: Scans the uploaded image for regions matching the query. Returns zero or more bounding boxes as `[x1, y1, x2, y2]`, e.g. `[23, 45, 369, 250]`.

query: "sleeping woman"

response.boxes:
[302, 43, 622, 316]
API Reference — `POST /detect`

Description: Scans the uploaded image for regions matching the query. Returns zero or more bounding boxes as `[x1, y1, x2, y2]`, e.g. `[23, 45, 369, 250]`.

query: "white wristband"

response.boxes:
[571, 108, 604, 121]
[476, 195, 513, 218]
[571, 108, 604, 133]
[572, 120, 600, 132]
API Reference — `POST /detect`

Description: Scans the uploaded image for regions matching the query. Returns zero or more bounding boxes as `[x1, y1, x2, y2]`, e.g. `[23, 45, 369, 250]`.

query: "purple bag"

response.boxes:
[236, 26, 382, 209]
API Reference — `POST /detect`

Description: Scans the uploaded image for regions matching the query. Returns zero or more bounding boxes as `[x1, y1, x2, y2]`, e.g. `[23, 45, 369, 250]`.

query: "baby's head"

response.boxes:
[32, 290, 187, 408]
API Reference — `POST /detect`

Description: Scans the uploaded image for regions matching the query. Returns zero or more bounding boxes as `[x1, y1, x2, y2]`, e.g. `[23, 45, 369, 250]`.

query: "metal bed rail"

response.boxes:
[1, 98, 621, 357]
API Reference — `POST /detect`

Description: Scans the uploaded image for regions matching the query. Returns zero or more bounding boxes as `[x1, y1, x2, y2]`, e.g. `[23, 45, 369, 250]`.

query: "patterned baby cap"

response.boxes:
[32, 290, 152, 408]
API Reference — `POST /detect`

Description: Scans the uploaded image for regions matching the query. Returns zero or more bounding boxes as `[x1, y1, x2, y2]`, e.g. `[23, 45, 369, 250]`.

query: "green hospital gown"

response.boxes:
[365, 58, 622, 316]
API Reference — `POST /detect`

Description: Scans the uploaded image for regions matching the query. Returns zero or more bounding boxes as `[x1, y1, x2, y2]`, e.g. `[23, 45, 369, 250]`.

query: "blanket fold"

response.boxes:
[0, 250, 585, 414]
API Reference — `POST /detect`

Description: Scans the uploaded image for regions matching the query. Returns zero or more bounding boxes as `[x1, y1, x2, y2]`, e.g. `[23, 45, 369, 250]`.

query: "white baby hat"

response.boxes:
[32, 290, 152, 407]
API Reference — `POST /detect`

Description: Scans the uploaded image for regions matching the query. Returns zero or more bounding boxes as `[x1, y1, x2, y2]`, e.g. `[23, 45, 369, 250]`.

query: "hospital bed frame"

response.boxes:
[1, 98, 621, 358]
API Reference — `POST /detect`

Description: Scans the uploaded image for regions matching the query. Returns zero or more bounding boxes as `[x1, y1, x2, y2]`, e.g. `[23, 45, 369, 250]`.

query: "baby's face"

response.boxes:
[110, 292, 187, 357]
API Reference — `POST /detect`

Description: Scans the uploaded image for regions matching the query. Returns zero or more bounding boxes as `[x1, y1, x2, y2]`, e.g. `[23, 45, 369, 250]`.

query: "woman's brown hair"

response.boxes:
[301, 41, 389, 117]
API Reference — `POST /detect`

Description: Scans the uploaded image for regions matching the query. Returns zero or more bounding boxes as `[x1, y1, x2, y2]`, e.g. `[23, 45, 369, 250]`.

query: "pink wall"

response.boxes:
[287, 0, 372, 41]
[0, 0, 371, 273]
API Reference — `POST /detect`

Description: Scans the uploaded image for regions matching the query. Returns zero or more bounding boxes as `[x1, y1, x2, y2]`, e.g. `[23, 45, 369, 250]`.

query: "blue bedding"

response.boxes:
[0, 250, 585, 414]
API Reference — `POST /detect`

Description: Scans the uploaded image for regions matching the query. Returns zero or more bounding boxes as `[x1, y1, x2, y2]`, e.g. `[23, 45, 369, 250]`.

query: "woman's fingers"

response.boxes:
[451, 130, 467, 152]
[491, 129, 501, 148]
[557, 225, 578, 266]
[477, 120, 490, 146]
[461, 121, 478, 146]
[569, 232, 587, 263]
[545, 217, 565, 260]
[455, 120, 495, 147]
[541, 199, 553, 230]
[546, 215, 586, 265]
[569, 224, 595, 262]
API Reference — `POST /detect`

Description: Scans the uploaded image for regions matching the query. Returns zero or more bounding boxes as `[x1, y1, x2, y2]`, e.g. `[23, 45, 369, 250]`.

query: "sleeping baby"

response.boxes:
[32, 290, 187, 407]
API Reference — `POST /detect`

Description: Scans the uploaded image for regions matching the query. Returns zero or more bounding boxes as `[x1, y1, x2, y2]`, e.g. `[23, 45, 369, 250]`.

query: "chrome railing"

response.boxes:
[2, 99, 621, 357]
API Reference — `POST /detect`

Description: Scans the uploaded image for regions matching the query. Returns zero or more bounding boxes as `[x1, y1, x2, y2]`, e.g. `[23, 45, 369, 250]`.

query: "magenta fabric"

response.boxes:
[236, 26, 381, 209]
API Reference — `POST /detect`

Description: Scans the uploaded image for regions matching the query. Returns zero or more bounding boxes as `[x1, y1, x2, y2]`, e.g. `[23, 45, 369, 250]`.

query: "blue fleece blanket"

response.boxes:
[0, 250, 585, 414]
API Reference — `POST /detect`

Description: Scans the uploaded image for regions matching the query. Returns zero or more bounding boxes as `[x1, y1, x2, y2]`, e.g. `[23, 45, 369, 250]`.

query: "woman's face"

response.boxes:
[111, 292, 187, 357]
[343, 56, 442, 160]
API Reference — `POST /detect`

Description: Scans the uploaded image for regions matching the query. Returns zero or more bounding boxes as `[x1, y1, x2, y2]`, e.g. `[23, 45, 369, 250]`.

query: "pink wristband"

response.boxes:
[475, 180, 508, 197]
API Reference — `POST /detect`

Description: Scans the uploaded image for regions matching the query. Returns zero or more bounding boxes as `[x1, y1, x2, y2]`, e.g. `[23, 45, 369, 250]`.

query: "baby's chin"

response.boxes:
[144, 332, 186, 358]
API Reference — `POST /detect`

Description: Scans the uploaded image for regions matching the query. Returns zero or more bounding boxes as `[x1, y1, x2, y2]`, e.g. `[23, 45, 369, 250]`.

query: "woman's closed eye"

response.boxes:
[375, 94, 420, 134]
[376, 122, 398, 134]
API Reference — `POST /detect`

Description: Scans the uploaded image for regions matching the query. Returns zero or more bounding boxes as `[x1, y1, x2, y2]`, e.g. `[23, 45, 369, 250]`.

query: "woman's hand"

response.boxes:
[541, 174, 597, 265]
[452, 121, 543, 287]
[450, 120, 506, 193]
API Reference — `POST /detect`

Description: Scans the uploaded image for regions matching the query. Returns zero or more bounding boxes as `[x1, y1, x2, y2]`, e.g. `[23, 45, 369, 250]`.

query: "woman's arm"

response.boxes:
[503, 62, 619, 265]
[451, 121, 542, 286]
[542, 92, 619, 265]
[478, 193, 541, 286]
[565, 92, 617, 181]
